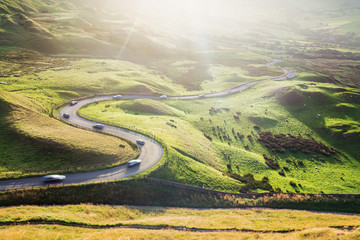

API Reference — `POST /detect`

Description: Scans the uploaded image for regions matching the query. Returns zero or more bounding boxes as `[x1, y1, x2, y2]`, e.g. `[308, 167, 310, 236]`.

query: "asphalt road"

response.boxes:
[0, 62, 296, 192]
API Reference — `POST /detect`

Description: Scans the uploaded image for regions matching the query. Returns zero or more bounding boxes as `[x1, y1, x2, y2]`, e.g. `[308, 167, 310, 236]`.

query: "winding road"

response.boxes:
[0, 61, 296, 192]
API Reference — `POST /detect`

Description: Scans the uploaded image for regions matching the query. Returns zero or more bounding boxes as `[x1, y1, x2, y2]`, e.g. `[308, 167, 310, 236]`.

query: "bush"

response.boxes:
[263, 154, 280, 169]
[203, 133, 212, 141]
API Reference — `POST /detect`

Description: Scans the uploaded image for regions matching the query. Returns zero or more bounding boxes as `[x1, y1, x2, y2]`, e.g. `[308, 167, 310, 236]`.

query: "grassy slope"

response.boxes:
[80, 100, 242, 192]
[81, 78, 360, 194]
[0, 55, 187, 178]
[0, 90, 137, 178]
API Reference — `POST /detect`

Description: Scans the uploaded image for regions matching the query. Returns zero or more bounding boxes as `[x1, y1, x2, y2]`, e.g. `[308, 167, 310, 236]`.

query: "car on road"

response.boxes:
[63, 113, 70, 118]
[113, 95, 122, 100]
[199, 94, 205, 98]
[127, 159, 142, 167]
[42, 175, 66, 182]
[70, 101, 78, 106]
[226, 90, 231, 93]
[136, 139, 145, 145]
[160, 95, 167, 99]
[93, 124, 104, 129]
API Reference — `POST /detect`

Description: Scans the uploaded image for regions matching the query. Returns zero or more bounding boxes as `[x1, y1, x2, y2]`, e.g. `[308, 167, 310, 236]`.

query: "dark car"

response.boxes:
[93, 124, 104, 129]
[70, 101, 78, 106]
[63, 113, 70, 118]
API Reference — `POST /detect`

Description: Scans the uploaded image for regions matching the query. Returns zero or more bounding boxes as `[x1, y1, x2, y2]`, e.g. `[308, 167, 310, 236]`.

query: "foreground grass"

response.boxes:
[1, 225, 359, 240]
[1, 205, 360, 231]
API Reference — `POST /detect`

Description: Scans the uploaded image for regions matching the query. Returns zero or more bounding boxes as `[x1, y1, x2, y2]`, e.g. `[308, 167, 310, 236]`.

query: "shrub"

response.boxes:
[290, 181, 297, 187]
[204, 133, 212, 141]
[263, 154, 280, 169]
[278, 169, 285, 176]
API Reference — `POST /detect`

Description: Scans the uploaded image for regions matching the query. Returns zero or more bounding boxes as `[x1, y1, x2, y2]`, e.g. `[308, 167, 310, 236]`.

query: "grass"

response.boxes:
[81, 79, 360, 194]
[1, 52, 192, 178]
[0, 47, 290, 180]
[0, 90, 138, 179]
[0, 205, 360, 231]
[1, 225, 359, 240]
[1, 0, 360, 195]
[325, 118, 360, 135]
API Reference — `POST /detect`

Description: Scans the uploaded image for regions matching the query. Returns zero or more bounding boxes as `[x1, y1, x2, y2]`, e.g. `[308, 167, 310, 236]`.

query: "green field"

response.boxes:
[81, 78, 360, 194]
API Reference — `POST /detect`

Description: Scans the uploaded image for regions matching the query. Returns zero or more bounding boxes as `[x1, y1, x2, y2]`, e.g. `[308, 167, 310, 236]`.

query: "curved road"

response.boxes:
[0, 62, 296, 191]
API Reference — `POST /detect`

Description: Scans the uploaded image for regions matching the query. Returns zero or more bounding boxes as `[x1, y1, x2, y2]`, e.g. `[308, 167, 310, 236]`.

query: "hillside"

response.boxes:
[0, 0, 359, 195]
[0, 0, 177, 59]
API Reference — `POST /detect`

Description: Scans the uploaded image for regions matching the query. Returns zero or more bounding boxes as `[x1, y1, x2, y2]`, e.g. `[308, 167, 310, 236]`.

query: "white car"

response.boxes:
[93, 124, 104, 129]
[199, 94, 205, 98]
[42, 175, 66, 182]
[127, 159, 142, 167]
[160, 95, 168, 99]
[136, 139, 145, 145]
[113, 95, 122, 100]
[70, 101, 78, 106]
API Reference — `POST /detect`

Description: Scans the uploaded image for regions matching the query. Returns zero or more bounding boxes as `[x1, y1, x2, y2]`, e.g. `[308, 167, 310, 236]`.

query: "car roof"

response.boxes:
[43, 174, 64, 178]
[128, 159, 141, 163]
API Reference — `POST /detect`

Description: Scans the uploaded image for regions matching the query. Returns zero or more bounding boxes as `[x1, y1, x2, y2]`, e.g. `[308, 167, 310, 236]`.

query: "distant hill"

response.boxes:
[1, 0, 360, 59]
[0, 0, 178, 59]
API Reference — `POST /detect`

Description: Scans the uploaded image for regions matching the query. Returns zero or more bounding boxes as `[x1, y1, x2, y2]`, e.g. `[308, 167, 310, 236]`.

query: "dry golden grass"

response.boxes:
[1, 205, 360, 232]
[0, 225, 359, 240]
